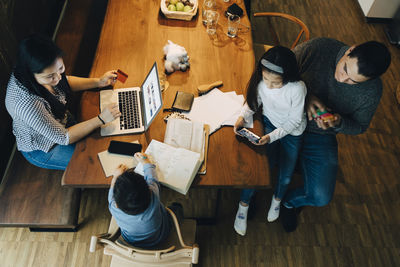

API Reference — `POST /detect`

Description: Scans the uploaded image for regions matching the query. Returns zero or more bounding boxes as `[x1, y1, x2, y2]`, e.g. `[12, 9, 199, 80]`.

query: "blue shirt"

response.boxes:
[108, 164, 171, 247]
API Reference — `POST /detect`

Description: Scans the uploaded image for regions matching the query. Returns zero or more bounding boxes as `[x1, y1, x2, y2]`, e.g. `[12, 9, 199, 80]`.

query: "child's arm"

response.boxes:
[135, 153, 160, 195]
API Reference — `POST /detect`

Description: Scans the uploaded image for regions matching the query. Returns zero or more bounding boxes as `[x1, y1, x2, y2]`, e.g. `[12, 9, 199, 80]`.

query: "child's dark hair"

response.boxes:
[13, 34, 69, 120]
[246, 46, 300, 111]
[348, 41, 391, 79]
[113, 169, 151, 215]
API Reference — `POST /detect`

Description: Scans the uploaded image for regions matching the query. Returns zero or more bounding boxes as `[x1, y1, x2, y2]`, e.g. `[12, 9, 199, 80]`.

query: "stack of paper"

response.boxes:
[183, 89, 253, 134]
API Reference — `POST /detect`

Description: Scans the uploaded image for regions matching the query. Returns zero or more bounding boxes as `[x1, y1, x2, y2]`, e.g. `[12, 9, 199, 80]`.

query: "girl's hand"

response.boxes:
[98, 70, 118, 88]
[111, 164, 128, 186]
[99, 103, 121, 124]
[255, 134, 270, 145]
[234, 116, 245, 135]
[134, 152, 152, 164]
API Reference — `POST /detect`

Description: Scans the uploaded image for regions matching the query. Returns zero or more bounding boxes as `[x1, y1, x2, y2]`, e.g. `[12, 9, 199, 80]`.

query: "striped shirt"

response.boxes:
[5, 74, 73, 152]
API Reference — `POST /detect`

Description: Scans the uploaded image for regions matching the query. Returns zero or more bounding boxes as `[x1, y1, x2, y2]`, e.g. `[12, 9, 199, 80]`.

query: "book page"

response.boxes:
[164, 118, 193, 150]
[134, 140, 201, 194]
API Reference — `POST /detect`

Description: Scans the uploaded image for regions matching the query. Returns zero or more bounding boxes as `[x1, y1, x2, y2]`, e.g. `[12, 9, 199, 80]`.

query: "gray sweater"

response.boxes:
[293, 38, 382, 135]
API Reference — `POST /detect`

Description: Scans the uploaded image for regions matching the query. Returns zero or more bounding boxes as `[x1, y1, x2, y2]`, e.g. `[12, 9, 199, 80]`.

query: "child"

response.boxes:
[108, 152, 171, 247]
[233, 46, 307, 236]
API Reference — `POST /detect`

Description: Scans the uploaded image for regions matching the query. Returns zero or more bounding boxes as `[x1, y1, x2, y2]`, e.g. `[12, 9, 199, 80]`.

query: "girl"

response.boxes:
[233, 46, 307, 236]
[5, 34, 121, 170]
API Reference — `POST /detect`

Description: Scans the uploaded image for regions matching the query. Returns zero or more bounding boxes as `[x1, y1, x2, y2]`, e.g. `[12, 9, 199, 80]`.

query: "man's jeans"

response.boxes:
[21, 144, 76, 170]
[240, 116, 303, 204]
[283, 131, 338, 208]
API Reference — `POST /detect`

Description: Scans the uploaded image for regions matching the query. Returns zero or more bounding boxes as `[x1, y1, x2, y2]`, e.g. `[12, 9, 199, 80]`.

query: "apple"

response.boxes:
[168, 4, 177, 11]
[176, 2, 184, 11]
[170, 0, 179, 4]
[183, 5, 192, 12]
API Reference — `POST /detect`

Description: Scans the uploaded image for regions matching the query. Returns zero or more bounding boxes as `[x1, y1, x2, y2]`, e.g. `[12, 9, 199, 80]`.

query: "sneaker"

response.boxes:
[234, 203, 249, 236]
[280, 204, 298, 232]
[267, 195, 281, 222]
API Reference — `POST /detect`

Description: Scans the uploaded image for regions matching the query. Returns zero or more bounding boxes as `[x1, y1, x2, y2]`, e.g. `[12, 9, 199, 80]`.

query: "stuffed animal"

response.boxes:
[163, 40, 190, 74]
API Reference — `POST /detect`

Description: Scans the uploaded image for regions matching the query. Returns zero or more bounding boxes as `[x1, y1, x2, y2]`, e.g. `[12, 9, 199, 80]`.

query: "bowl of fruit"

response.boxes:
[161, 0, 198, 21]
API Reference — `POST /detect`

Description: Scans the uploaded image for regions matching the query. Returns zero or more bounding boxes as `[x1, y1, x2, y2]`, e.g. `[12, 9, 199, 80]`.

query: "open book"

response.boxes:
[134, 140, 202, 195]
[164, 118, 209, 174]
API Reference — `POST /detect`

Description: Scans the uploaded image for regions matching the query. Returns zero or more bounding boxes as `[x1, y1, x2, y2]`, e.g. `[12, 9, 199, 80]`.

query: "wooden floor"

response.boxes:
[1, 0, 400, 266]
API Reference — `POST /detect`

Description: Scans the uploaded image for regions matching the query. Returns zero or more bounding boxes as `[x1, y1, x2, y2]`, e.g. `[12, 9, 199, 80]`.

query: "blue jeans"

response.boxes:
[283, 131, 338, 208]
[240, 116, 303, 204]
[21, 144, 76, 170]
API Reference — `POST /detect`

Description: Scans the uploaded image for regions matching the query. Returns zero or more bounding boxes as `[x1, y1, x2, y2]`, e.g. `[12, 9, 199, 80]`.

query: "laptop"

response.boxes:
[99, 62, 163, 136]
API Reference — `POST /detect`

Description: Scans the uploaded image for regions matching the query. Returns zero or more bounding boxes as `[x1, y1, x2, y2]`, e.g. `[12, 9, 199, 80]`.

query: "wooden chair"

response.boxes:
[90, 208, 199, 267]
[252, 12, 310, 59]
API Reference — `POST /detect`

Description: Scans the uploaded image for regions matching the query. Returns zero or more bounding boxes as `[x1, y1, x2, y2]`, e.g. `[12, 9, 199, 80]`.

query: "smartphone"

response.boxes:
[237, 127, 261, 143]
[108, 141, 142, 156]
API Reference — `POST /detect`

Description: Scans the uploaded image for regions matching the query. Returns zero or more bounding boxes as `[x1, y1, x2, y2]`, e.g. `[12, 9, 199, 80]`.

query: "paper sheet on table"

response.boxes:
[98, 141, 139, 177]
[184, 89, 252, 134]
[221, 92, 254, 128]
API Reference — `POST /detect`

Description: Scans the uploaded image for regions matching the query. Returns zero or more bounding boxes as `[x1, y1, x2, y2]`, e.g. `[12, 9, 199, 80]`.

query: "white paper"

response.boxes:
[135, 140, 201, 195]
[97, 140, 140, 177]
[184, 89, 246, 134]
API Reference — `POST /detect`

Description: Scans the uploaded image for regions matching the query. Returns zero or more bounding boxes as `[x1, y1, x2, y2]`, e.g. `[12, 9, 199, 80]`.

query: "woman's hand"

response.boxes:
[233, 116, 245, 134]
[98, 70, 118, 88]
[255, 134, 270, 145]
[111, 163, 128, 187]
[134, 152, 152, 164]
[99, 103, 121, 124]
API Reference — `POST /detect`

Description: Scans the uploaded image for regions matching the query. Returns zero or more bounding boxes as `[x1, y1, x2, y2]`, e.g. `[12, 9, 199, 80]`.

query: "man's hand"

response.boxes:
[315, 113, 342, 130]
[306, 94, 328, 121]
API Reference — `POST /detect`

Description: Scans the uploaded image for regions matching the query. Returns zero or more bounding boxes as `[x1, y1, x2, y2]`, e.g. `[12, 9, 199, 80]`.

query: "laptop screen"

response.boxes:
[141, 62, 162, 129]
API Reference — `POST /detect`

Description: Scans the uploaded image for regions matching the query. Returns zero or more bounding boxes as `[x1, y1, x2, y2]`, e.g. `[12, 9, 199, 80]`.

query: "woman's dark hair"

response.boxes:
[113, 169, 151, 216]
[13, 34, 69, 120]
[348, 41, 391, 79]
[246, 46, 300, 111]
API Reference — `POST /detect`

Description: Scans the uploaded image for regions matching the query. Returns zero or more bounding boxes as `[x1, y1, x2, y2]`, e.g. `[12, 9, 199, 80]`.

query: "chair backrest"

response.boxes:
[90, 207, 199, 267]
[253, 12, 310, 49]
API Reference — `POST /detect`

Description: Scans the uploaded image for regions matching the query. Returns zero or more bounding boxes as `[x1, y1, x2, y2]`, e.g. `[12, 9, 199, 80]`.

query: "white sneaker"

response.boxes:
[267, 195, 281, 222]
[234, 203, 249, 236]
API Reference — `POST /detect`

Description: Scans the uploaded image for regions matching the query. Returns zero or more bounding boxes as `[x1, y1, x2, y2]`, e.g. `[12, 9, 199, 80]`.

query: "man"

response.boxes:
[280, 38, 391, 232]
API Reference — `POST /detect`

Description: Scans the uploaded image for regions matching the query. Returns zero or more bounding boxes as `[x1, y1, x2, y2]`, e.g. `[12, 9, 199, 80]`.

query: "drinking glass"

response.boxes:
[206, 10, 219, 35]
[227, 14, 240, 38]
[202, 0, 216, 25]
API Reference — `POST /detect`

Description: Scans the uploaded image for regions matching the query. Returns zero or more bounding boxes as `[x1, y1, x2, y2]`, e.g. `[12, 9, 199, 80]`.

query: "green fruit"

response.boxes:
[183, 5, 192, 12]
[176, 2, 184, 11]
[168, 4, 177, 11]
[170, 0, 178, 4]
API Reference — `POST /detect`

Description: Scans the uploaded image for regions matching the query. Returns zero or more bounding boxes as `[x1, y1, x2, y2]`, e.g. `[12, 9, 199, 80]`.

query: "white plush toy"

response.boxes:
[163, 40, 190, 74]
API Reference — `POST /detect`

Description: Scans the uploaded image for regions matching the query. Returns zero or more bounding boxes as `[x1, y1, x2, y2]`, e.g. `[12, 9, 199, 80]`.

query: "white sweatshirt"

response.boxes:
[239, 80, 307, 143]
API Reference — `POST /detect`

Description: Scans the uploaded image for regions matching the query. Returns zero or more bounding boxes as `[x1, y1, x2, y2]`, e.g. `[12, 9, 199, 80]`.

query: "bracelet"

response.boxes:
[97, 115, 105, 125]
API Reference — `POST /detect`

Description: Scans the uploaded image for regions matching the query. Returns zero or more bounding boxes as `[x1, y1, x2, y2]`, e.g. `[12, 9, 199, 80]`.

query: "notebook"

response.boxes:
[99, 62, 162, 136]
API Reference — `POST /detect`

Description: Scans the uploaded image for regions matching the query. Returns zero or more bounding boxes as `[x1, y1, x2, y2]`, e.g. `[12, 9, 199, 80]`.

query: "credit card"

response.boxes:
[116, 69, 128, 83]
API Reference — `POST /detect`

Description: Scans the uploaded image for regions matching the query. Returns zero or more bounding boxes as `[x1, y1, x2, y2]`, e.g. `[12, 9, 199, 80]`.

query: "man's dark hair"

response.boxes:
[113, 169, 151, 215]
[349, 41, 391, 79]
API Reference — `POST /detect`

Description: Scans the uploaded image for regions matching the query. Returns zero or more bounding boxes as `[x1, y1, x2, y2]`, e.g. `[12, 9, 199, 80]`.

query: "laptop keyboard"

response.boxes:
[118, 91, 140, 130]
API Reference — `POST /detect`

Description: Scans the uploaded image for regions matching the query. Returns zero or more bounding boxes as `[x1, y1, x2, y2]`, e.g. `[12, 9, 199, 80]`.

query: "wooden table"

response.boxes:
[62, 0, 270, 189]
